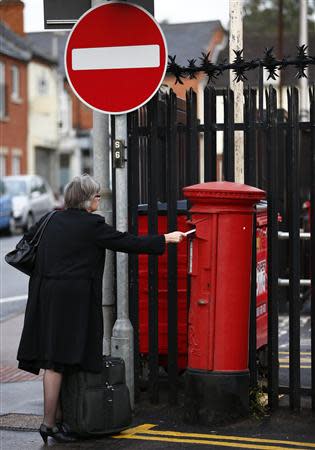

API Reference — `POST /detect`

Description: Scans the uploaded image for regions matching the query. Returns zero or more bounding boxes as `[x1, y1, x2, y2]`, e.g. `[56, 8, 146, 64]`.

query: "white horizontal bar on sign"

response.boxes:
[72, 45, 160, 71]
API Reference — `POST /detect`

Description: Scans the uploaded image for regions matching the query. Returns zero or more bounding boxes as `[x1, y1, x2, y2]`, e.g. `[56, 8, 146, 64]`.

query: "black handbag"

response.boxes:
[5, 211, 56, 276]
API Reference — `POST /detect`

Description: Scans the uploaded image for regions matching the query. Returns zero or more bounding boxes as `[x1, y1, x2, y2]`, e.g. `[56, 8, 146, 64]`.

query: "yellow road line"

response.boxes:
[279, 358, 311, 363]
[279, 352, 311, 355]
[114, 424, 315, 448]
[114, 433, 312, 450]
[120, 423, 155, 435]
[280, 365, 311, 369]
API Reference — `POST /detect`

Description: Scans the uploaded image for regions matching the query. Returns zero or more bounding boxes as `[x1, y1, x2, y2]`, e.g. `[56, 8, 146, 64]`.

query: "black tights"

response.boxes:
[43, 369, 63, 427]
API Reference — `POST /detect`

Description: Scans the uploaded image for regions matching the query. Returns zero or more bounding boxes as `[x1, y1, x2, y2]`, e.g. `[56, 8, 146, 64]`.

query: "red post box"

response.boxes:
[183, 181, 265, 425]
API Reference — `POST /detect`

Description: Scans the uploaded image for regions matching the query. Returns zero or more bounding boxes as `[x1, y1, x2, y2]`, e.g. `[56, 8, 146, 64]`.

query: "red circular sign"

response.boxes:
[65, 2, 167, 114]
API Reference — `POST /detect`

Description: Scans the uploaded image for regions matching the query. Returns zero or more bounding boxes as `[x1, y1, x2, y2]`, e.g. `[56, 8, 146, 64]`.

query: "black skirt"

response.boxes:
[18, 359, 83, 375]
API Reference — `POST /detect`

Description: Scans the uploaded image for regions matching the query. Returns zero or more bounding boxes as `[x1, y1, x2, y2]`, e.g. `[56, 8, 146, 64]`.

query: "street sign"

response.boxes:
[65, 2, 167, 114]
[44, 0, 91, 29]
[44, 0, 154, 29]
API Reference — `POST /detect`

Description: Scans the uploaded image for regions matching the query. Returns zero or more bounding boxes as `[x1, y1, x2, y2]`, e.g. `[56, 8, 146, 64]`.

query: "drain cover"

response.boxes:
[0, 414, 41, 431]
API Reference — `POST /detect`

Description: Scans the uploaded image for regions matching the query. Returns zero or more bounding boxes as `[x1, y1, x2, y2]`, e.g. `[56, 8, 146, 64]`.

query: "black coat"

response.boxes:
[17, 208, 165, 374]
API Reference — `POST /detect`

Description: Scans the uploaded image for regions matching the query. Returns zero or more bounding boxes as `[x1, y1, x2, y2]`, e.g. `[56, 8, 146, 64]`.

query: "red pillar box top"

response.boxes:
[183, 181, 266, 212]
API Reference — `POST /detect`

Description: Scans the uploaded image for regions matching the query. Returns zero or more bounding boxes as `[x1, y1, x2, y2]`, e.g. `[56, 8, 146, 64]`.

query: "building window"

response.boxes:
[0, 154, 7, 177]
[0, 61, 6, 118]
[12, 154, 21, 175]
[11, 65, 20, 101]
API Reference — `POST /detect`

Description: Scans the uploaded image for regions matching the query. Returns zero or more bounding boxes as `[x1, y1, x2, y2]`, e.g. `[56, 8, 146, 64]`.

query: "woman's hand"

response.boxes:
[164, 231, 186, 244]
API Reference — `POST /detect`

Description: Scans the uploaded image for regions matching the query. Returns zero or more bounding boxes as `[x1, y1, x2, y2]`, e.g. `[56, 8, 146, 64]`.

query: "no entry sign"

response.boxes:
[65, 2, 167, 114]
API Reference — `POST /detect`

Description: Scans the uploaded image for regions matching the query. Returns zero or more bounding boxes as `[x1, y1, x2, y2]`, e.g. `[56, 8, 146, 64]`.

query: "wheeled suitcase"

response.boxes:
[61, 356, 132, 436]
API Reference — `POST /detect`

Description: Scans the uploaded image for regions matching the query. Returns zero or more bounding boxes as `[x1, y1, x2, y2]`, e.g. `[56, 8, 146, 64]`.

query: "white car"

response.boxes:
[3, 175, 55, 231]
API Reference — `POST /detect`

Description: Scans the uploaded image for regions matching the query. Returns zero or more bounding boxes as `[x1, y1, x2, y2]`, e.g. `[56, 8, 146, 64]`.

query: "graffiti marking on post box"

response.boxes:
[188, 322, 201, 357]
[256, 260, 267, 296]
[188, 240, 193, 274]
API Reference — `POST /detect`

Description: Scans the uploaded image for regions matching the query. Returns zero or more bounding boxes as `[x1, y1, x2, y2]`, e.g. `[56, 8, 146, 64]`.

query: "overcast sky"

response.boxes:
[23, 0, 230, 32]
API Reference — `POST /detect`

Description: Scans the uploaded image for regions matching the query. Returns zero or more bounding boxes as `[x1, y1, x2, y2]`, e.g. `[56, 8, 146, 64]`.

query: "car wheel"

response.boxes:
[7, 216, 16, 235]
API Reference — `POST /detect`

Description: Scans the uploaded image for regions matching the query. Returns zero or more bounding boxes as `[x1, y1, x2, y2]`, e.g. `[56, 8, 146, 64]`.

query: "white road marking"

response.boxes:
[0, 294, 27, 304]
[72, 44, 160, 71]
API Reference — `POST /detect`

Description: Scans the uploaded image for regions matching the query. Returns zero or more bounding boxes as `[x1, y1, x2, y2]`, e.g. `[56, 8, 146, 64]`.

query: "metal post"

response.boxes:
[111, 114, 134, 409]
[277, 0, 284, 109]
[229, 0, 244, 183]
[299, 0, 309, 121]
[91, 0, 115, 358]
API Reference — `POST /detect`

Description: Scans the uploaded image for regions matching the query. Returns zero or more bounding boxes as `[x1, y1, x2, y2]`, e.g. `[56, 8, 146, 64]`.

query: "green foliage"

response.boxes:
[249, 384, 269, 420]
[243, 0, 315, 33]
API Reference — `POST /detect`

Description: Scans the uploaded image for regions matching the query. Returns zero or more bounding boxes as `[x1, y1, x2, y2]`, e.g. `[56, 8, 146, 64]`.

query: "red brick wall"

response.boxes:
[0, 55, 28, 174]
[65, 83, 93, 130]
[164, 29, 226, 99]
[0, 0, 24, 36]
[164, 75, 201, 100]
[72, 93, 93, 130]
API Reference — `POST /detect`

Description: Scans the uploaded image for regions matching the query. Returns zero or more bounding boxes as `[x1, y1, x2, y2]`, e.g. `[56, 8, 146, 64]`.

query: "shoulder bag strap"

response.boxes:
[30, 210, 57, 246]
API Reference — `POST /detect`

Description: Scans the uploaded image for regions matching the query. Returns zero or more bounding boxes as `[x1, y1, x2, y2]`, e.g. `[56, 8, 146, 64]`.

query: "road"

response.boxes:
[279, 314, 311, 390]
[0, 234, 29, 321]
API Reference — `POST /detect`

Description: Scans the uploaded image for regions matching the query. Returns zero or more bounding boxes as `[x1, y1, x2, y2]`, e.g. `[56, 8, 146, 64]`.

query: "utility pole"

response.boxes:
[91, 0, 114, 357]
[111, 115, 135, 408]
[299, 0, 309, 121]
[229, 0, 244, 183]
[110, 0, 155, 412]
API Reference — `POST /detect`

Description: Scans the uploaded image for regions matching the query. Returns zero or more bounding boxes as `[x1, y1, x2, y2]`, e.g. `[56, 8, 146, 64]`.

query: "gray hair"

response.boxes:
[64, 174, 100, 210]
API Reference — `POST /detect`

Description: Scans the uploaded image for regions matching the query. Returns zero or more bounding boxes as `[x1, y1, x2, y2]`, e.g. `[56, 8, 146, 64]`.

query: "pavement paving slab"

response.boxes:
[1, 380, 43, 415]
[1, 314, 315, 450]
[0, 413, 41, 431]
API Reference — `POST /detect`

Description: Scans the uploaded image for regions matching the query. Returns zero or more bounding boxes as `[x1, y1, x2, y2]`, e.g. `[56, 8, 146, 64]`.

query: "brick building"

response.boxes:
[27, 31, 94, 189]
[161, 20, 227, 108]
[0, 0, 59, 187]
[0, 2, 29, 176]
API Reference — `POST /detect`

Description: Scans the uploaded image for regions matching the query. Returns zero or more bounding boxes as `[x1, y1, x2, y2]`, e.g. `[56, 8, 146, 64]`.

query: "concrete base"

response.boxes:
[184, 369, 250, 426]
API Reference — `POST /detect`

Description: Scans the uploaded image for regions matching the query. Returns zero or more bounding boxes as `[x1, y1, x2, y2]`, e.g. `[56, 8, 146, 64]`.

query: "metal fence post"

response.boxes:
[266, 86, 280, 410]
[287, 87, 301, 410]
[310, 85, 315, 411]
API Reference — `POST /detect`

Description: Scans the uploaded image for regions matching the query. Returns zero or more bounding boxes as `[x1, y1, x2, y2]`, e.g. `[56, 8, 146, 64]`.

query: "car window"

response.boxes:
[4, 179, 27, 195]
[38, 179, 47, 194]
[30, 178, 39, 193]
[0, 180, 5, 196]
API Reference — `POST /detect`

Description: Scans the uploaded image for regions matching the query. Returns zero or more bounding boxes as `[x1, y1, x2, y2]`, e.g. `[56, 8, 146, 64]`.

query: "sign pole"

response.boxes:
[91, 0, 114, 358]
[299, 0, 308, 121]
[111, 114, 135, 408]
[229, 0, 244, 183]
[64, 2, 165, 409]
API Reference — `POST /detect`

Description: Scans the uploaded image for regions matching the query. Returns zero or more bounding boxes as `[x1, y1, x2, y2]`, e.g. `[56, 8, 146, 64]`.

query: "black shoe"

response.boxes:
[56, 421, 78, 437]
[39, 423, 78, 444]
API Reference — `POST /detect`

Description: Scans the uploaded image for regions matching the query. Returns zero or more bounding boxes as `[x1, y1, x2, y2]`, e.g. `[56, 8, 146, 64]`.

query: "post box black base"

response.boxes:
[184, 369, 250, 425]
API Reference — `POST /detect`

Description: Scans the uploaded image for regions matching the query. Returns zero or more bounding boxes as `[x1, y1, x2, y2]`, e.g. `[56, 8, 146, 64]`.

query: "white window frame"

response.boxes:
[0, 147, 8, 177]
[12, 148, 22, 175]
[0, 61, 6, 118]
[11, 65, 20, 102]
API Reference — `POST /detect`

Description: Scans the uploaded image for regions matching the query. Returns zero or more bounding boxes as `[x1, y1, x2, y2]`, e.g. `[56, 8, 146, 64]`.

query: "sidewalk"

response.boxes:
[1, 313, 315, 449]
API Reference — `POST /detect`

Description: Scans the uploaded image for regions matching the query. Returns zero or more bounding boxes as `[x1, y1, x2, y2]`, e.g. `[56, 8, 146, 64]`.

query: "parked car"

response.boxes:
[0, 178, 14, 234]
[3, 175, 55, 231]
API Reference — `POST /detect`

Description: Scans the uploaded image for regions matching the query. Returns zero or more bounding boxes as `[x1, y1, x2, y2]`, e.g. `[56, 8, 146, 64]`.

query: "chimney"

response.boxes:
[0, 0, 25, 36]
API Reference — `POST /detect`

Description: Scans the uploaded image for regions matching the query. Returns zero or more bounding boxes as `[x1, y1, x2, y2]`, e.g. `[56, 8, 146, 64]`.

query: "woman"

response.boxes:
[17, 174, 185, 444]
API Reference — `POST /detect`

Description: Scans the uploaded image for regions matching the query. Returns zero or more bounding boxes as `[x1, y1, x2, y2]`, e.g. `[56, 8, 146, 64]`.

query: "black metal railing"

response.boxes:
[122, 79, 315, 413]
